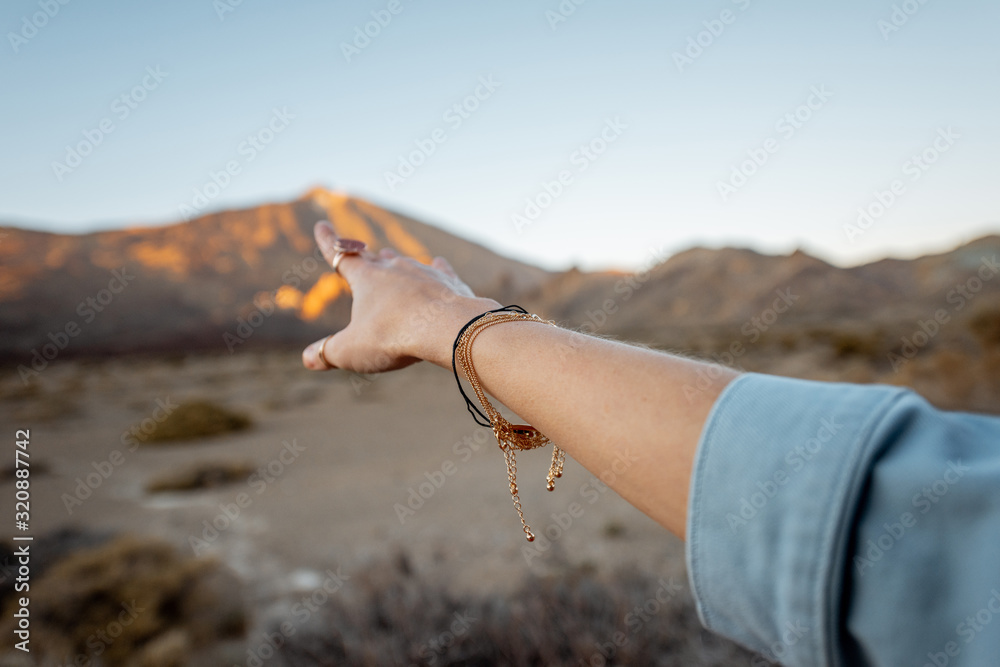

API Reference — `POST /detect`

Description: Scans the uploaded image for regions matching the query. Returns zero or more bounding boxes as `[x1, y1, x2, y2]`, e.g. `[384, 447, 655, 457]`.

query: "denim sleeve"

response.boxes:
[685, 373, 1000, 666]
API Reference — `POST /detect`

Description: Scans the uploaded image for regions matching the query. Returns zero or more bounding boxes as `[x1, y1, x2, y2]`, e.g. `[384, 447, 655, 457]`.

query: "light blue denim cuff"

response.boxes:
[685, 373, 905, 666]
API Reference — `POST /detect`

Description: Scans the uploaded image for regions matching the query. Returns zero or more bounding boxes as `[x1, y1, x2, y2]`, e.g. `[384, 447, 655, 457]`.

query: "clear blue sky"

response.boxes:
[2, 0, 998, 271]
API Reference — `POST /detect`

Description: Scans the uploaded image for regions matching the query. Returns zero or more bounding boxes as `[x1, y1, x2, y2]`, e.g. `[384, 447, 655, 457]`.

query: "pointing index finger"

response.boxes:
[314, 221, 342, 266]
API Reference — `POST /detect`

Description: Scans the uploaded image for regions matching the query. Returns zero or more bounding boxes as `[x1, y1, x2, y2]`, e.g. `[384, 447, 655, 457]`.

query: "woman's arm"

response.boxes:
[300, 221, 1000, 665]
[302, 221, 737, 539]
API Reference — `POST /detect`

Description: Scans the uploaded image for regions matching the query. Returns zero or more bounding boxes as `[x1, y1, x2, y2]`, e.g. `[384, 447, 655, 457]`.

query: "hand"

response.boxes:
[302, 221, 500, 373]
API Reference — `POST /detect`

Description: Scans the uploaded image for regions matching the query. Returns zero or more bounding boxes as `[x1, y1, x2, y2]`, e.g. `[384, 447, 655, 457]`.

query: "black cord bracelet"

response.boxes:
[451, 305, 528, 428]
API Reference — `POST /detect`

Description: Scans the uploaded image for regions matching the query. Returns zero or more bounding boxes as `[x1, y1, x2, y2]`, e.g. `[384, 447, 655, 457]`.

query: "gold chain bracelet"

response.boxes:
[453, 308, 566, 542]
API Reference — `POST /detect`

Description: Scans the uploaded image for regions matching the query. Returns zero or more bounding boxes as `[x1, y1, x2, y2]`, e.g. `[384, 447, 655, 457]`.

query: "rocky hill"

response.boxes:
[0, 188, 549, 360]
[2, 189, 998, 412]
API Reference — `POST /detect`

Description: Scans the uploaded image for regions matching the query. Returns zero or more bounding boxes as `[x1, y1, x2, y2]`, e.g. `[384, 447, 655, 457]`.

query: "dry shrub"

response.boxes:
[272, 559, 753, 667]
[0, 459, 48, 482]
[969, 307, 1000, 348]
[136, 401, 251, 444]
[0, 535, 245, 666]
[888, 347, 979, 411]
[0, 380, 41, 403]
[778, 332, 798, 351]
[602, 520, 626, 539]
[829, 330, 884, 361]
[146, 459, 257, 492]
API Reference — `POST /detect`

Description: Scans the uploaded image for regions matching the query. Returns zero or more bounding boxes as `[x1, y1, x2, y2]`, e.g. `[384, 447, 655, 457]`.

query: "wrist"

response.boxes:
[423, 296, 502, 369]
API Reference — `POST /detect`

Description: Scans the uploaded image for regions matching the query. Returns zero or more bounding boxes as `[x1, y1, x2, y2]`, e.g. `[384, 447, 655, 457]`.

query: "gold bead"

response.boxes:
[526, 532, 535, 542]
[555, 472, 562, 478]
[546, 482, 555, 491]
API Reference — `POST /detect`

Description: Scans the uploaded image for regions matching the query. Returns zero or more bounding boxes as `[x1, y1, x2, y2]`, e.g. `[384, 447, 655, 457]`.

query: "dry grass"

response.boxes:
[136, 400, 252, 444]
[146, 459, 258, 492]
[271, 557, 754, 666]
[969, 306, 1000, 348]
[0, 535, 246, 666]
[799, 327, 887, 362]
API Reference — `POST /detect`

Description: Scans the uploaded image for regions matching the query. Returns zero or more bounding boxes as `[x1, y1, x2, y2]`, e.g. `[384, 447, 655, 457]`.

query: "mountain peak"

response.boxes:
[0, 192, 551, 357]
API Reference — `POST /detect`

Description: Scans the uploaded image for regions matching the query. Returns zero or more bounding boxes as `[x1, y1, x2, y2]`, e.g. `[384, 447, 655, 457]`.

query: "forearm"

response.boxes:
[427, 298, 739, 539]
[301, 225, 736, 539]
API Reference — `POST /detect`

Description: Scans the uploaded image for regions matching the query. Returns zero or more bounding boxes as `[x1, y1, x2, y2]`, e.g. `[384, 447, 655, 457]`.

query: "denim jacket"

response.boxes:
[687, 373, 1000, 666]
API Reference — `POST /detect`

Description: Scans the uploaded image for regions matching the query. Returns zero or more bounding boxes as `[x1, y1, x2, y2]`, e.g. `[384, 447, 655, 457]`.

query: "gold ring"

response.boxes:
[330, 238, 367, 275]
[332, 252, 348, 274]
[318, 334, 334, 369]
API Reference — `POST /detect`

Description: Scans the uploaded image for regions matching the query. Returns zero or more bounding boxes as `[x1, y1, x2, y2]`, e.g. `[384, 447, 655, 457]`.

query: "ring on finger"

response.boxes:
[331, 238, 367, 275]
[318, 334, 334, 369]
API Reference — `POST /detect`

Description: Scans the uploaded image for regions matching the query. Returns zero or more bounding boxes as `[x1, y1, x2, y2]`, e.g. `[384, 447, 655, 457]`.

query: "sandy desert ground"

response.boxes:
[2, 279, 999, 666]
[1, 348, 763, 666]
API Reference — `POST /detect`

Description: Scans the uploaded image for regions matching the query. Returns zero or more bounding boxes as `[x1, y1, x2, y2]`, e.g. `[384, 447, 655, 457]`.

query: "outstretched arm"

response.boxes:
[301, 221, 737, 539]
[300, 221, 1000, 665]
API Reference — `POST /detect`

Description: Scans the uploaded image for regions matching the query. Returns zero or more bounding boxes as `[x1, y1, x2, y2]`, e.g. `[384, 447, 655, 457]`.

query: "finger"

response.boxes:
[314, 221, 340, 265]
[314, 220, 366, 278]
[303, 333, 341, 371]
[379, 247, 399, 260]
[431, 256, 459, 279]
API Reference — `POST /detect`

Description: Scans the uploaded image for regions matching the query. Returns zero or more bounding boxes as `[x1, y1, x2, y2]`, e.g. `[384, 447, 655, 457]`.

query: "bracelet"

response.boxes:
[452, 306, 566, 542]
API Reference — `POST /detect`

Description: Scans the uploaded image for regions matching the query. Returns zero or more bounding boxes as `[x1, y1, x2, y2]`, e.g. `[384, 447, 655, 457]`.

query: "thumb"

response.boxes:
[303, 329, 350, 371]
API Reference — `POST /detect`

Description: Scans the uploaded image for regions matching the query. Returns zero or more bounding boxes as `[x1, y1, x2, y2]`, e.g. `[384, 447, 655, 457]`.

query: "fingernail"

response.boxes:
[303, 345, 319, 370]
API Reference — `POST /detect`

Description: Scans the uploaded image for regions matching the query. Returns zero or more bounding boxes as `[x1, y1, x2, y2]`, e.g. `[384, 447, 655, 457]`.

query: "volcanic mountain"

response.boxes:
[0, 188, 549, 361]
[1, 187, 998, 376]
